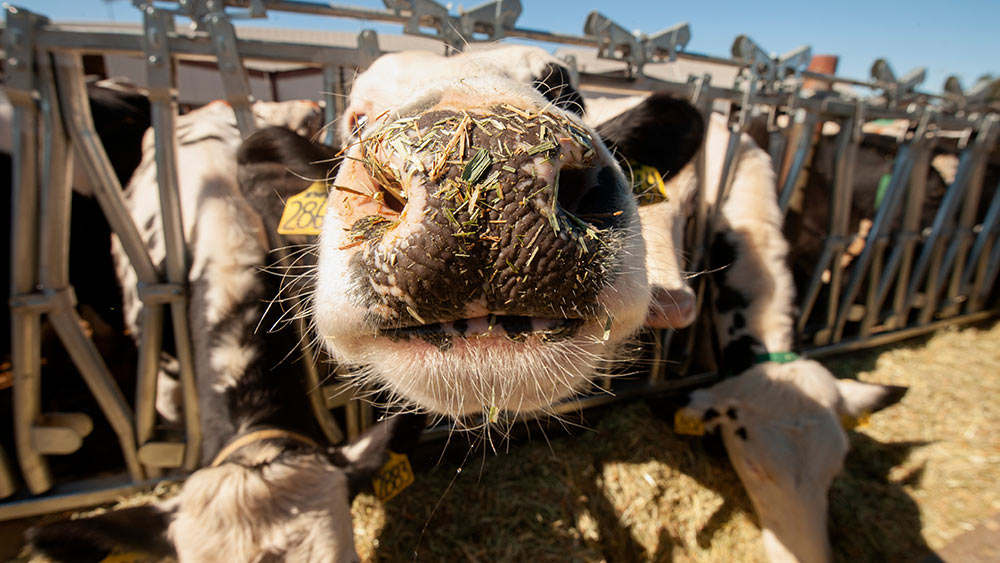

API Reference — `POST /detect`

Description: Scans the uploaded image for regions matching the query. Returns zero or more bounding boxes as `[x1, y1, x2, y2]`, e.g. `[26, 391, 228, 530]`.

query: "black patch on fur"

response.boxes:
[725, 407, 738, 420]
[87, 84, 151, 187]
[27, 505, 176, 563]
[595, 93, 705, 183]
[732, 312, 746, 330]
[531, 62, 585, 116]
[703, 407, 720, 422]
[236, 126, 338, 226]
[734, 427, 748, 441]
[709, 232, 750, 314]
[720, 335, 759, 376]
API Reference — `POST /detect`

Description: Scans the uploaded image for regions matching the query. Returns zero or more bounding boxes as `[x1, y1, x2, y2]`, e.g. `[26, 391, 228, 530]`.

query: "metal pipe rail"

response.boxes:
[3, 0, 998, 519]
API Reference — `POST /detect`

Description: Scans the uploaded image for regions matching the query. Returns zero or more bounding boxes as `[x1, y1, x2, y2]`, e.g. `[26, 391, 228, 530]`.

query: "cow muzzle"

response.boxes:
[328, 105, 633, 339]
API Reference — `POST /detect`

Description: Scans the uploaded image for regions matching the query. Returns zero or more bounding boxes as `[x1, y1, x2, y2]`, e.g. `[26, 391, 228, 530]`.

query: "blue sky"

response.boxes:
[24, 0, 1000, 94]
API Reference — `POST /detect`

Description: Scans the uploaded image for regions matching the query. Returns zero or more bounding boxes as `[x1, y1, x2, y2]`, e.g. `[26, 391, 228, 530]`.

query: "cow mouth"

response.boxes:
[381, 314, 584, 346]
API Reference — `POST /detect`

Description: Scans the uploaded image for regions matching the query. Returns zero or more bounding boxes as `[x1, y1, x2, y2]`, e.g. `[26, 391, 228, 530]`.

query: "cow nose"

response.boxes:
[344, 105, 633, 327]
[359, 108, 625, 228]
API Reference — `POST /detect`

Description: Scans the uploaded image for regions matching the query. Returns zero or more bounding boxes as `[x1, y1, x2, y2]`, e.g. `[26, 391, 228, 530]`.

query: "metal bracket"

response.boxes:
[944, 74, 998, 112]
[4, 5, 48, 106]
[731, 34, 811, 87]
[584, 11, 690, 77]
[385, 0, 521, 50]
[204, 11, 258, 135]
[870, 58, 926, 106]
[357, 29, 382, 70]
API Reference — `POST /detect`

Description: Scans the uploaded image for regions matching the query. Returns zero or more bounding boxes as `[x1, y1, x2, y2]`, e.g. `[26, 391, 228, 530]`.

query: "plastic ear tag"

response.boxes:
[99, 551, 147, 563]
[840, 412, 872, 431]
[674, 409, 706, 436]
[631, 163, 669, 206]
[372, 451, 414, 502]
[277, 181, 328, 235]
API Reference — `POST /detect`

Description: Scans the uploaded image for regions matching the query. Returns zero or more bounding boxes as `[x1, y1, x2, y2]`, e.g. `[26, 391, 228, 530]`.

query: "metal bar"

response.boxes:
[962, 178, 1000, 311]
[805, 309, 999, 358]
[0, 474, 168, 522]
[321, 64, 339, 147]
[51, 56, 159, 284]
[36, 54, 73, 291]
[778, 109, 819, 214]
[803, 109, 860, 343]
[45, 289, 146, 482]
[832, 112, 929, 342]
[861, 130, 936, 335]
[976, 223, 1000, 308]
[204, 11, 258, 137]
[822, 109, 862, 337]
[141, 9, 203, 470]
[938, 116, 999, 316]
[905, 119, 995, 324]
[6, 5, 53, 496]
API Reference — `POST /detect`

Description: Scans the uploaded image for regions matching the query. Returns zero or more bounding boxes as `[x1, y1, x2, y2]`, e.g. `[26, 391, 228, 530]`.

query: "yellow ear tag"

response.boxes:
[277, 181, 328, 235]
[840, 412, 872, 431]
[632, 163, 669, 205]
[99, 551, 147, 563]
[674, 409, 706, 436]
[371, 451, 415, 502]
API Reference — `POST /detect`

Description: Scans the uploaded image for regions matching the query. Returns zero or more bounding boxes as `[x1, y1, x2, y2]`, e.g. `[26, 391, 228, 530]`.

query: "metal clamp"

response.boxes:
[731, 34, 811, 87]
[583, 12, 690, 77]
[870, 58, 926, 106]
[357, 28, 382, 70]
[944, 74, 998, 112]
[385, 0, 521, 49]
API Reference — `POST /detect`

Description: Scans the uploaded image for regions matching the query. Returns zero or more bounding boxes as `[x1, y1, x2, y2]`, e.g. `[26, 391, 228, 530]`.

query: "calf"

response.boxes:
[591, 93, 906, 562]
[28, 119, 421, 563]
[311, 45, 651, 418]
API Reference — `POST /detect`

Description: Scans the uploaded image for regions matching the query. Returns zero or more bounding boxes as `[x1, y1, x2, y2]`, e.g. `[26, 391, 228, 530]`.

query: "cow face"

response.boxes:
[679, 359, 906, 563]
[312, 46, 650, 418]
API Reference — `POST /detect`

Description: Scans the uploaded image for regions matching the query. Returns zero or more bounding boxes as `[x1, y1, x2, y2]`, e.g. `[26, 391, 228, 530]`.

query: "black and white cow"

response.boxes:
[28, 45, 651, 560]
[28, 107, 423, 562]
[589, 93, 907, 563]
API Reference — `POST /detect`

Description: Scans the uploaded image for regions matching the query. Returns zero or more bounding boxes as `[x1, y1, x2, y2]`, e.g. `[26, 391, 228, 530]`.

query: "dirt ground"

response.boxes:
[7, 319, 1000, 562]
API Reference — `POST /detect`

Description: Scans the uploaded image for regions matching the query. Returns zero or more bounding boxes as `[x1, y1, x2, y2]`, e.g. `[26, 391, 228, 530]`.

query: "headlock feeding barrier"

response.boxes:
[1, 0, 998, 518]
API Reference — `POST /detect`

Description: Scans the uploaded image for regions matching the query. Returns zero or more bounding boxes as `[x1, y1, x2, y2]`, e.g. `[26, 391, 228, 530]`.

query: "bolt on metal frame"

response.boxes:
[2, 0, 998, 518]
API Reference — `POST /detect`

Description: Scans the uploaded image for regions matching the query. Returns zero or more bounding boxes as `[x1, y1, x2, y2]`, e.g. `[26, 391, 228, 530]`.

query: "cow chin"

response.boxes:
[313, 280, 649, 419]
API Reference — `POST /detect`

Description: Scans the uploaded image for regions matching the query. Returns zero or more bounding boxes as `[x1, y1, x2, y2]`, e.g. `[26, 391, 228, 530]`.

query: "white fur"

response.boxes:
[168, 445, 358, 563]
[681, 359, 899, 563]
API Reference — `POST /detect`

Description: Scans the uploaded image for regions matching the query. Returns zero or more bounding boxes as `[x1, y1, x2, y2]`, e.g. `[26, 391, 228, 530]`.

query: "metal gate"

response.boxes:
[2, 0, 997, 519]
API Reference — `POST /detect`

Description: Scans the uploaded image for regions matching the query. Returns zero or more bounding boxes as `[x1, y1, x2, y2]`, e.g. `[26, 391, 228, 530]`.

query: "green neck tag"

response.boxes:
[753, 351, 800, 364]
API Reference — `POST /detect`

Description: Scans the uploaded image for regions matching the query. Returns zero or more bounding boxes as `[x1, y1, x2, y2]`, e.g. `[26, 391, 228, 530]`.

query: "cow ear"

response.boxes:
[236, 126, 339, 226]
[531, 62, 585, 115]
[26, 503, 176, 563]
[835, 379, 908, 417]
[595, 93, 705, 183]
[333, 413, 426, 498]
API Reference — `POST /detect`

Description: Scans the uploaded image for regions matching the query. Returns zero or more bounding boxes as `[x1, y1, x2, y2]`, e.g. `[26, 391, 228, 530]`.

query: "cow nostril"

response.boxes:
[557, 165, 625, 229]
[377, 178, 407, 213]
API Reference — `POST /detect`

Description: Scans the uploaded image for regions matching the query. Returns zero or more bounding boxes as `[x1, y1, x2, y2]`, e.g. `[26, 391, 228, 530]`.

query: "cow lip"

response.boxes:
[379, 314, 585, 340]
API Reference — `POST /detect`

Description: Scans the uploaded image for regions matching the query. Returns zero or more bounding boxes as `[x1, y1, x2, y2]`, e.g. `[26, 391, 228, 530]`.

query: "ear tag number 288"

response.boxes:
[278, 181, 329, 236]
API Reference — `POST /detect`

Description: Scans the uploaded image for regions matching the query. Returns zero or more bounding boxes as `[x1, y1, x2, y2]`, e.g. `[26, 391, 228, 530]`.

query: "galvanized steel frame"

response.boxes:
[2, 0, 998, 518]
